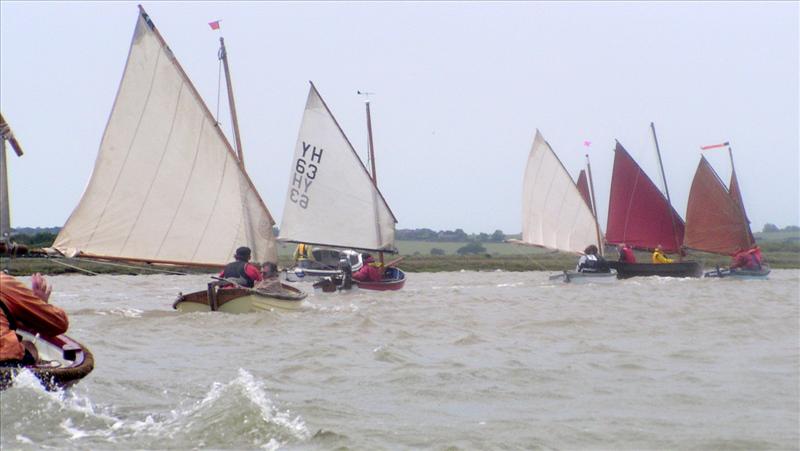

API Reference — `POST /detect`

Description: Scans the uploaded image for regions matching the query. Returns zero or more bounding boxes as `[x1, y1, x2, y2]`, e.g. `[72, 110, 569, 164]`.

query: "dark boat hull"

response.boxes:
[0, 330, 94, 391]
[608, 261, 703, 279]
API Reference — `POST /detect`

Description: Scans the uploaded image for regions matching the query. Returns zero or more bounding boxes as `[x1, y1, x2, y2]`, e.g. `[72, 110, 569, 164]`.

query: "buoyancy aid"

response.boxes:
[221, 261, 255, 288]
[577, 255, 608, 273]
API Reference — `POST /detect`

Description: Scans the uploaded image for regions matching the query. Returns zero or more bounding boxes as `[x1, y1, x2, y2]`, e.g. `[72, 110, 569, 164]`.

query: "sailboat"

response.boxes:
[50, 7, 304, 312]
[604, 124, 703, 278]
[0, 117, 95, 391]
[278, 82, 406, 291]
[513, 130, 616, 283]
[684, 143, 769, 278]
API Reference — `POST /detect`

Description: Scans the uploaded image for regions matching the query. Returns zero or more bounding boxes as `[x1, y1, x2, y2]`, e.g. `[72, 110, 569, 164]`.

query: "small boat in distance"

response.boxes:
[684, 143, 770, 278]
[511, 130, 616, 283]
[49, 7, 298, 312]
[604, 124, 702, 279]
[278, 83, 406, 291]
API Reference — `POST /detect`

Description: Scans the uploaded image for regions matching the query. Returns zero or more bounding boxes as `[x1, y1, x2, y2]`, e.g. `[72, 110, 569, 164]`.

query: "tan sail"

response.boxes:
[520, 130, 600, 254]
[278, 83, 397, 252]
[53, 9, 276, 267]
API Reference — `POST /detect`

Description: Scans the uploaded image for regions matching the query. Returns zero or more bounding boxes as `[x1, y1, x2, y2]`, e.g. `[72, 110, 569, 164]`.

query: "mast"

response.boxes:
[650, 122, 680, 257]
[0, 114, 23, 244]
[725, 142, 754, 248]
[364, 97, 385, 266]
[585, 154, 603, 257]
[219, 37, 244, 166]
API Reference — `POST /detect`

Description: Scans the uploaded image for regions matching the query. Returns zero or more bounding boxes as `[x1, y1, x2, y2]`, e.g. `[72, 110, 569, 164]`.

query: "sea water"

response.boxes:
[2, 270, 798, 450]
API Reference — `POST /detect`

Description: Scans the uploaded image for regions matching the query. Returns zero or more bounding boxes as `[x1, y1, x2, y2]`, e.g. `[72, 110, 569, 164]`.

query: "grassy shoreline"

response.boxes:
[3, 249, 798, 277]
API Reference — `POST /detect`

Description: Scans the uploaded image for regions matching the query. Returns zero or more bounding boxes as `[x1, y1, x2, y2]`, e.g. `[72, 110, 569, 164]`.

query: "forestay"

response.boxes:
[520, 130, 599, 254]
[53, 11, 277, 266]
[278, 83, 396, 252]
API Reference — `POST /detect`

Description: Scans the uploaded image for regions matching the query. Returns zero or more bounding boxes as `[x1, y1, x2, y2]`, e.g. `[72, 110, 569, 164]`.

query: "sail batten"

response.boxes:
[684, 157, 751, 255]
[520, 130, 600, 254]
[53, 9, 276, 266]
[278, 83, 397, 251]
[605, 142, 684, 253]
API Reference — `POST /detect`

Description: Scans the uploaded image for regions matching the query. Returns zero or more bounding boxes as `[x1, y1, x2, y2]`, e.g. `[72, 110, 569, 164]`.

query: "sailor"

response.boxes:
[293, 243, 312, 269]
[576, 245, 609, 273]
[651, 244, 673, 264]
[730, 246, 763, 271]
[255, 262, 282, 292]
[0, 273, 69, 365]
[352, 254, 384, 282]
[219, 246, 263, 288]
[618, 243, 636, 263]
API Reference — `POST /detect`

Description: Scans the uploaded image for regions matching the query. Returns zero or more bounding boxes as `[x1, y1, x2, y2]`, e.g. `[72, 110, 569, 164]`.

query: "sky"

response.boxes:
[1, 1, 798, 234]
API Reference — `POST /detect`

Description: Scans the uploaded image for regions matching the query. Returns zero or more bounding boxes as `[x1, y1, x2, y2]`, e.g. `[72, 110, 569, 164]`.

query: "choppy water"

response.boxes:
[2, 270, 798, 450]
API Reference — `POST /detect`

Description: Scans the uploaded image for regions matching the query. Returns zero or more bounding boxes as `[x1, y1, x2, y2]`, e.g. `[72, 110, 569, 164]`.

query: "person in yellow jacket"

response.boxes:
[293, 243, 312, 268]
[651, 244, 673, 264]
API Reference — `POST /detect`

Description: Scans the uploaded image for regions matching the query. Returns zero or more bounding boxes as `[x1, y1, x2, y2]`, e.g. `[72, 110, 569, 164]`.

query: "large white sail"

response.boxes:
[279, 83, 396, 251]
[521, 130, 600, 254]
[53, 10, 277, 266]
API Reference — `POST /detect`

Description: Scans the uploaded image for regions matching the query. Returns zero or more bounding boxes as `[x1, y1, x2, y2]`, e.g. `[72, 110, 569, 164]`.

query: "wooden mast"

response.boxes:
[364, 98, 385, 266]
[0, 113, 23, 244]
[585, 154, 604, 257]
[219, 37, 244, 167]
[650, 122, 680, 258]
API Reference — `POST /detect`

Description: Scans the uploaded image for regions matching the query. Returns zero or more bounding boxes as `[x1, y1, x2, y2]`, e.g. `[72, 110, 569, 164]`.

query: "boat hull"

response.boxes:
[607, 261, 703, 279]
[548, 270, 618, 284]
[0, 330, 94, 391]
[356, 267, 407, 291]
[173, 284, 306, 313]
[704, 264, 771, 279]
[284, 248, 364, 283]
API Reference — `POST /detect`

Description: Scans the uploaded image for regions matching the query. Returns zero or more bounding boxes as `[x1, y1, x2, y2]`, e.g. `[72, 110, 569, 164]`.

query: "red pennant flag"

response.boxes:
[700, 142, 730, 151]
[583, 140, 591, 147]
[209, 20, 221, 30]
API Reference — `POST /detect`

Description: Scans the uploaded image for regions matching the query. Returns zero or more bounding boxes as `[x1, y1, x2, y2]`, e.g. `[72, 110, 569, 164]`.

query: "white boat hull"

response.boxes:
[549, 270, 618, 284]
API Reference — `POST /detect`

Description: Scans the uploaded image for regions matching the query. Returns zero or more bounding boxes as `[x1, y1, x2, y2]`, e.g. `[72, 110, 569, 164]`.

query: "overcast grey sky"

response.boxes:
[1, 1, 798, 234]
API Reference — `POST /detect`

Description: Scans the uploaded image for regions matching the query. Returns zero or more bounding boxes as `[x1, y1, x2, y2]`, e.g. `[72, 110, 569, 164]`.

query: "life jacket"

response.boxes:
[578, 255, 608, 273]
[221, 261, 255, 288]
[296, 244, 310, 260]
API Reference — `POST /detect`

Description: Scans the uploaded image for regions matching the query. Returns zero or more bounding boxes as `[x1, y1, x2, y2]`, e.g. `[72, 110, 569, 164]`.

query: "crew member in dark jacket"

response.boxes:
[576, 245, 610, 273]
[219, 246, 263, 288]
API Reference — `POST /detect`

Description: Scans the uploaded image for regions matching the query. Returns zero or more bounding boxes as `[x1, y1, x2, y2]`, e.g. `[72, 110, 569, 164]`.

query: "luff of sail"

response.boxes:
[605, 142, 684, 253]
[53, 9, 277, 267]
[278, 83, 397, 252]
[684, 156, 751, 255]
[728, 169, 755, 246]
[520, 130, 600, 254]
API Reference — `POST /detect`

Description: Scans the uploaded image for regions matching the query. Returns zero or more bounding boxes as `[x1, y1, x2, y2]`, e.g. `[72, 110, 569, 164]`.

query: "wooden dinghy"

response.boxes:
[173, 281, 307, 313]
[548, 270, 618, 284]
[0, 330, 94, 391]
[607, 261, 703, 279]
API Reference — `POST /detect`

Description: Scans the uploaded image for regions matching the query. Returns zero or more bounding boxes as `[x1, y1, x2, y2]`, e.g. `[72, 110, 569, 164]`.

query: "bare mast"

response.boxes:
[0, 113, 23, 244]
[359, 90, 385, 266]
[585, 154, 604, 257]
[219, 37, 244, 166]
[650, 122, 680, 258]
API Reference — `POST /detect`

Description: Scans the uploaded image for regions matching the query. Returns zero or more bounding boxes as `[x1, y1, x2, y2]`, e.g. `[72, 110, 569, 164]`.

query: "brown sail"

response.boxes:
[684, 156, 751, 255]
[728, 169, 755, 246]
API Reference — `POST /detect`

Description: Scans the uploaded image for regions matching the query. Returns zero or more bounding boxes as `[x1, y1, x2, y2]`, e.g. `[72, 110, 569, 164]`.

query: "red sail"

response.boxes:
[606, 142, 685, 253]
[728, 169, 755, 246]
[576, 169, 592, 211]
[684, 157, 751, 255]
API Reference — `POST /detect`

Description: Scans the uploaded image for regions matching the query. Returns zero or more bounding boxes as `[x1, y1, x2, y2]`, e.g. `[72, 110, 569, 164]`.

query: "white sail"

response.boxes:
[279, 83, 396, 251]
[521, 130, 600, 254]
[53, 11, 277, 266]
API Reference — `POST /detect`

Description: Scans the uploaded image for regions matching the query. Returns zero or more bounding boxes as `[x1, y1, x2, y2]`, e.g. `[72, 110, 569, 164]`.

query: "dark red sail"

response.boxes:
[728, 169, 755, 246]
[684, 157, 751, 255]
[606, 142, 685, 253]
[576, 169, 592, 211]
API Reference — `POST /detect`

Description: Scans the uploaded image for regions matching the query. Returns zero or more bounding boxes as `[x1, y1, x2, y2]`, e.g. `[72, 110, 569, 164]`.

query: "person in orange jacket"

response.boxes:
[0, 273, 69, 365]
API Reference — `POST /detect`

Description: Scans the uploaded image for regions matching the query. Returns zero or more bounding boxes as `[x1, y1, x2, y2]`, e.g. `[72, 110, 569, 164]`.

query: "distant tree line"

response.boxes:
[762, 224, 800, 233]
[396, 228, 506, 242]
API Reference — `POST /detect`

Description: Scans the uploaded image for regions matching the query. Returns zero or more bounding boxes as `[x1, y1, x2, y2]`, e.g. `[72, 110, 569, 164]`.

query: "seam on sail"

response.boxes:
[119, 83, 186, 257]
[191, 139, 232, 261]
[157, 106, 206, 260]
[85, 46, 164, 253]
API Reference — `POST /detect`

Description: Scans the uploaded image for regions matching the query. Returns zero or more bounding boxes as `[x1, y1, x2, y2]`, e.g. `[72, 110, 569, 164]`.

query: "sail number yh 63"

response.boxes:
[290, 142, 323, 209]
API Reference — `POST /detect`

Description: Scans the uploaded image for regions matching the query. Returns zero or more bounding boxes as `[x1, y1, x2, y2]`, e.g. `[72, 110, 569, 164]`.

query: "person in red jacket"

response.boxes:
[618, 243, 636, 263]
[352, 254, 383, 282]
[0, 273, 69, 364]
[219, 246, 263, 288]
[730, 246, 763, 270]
